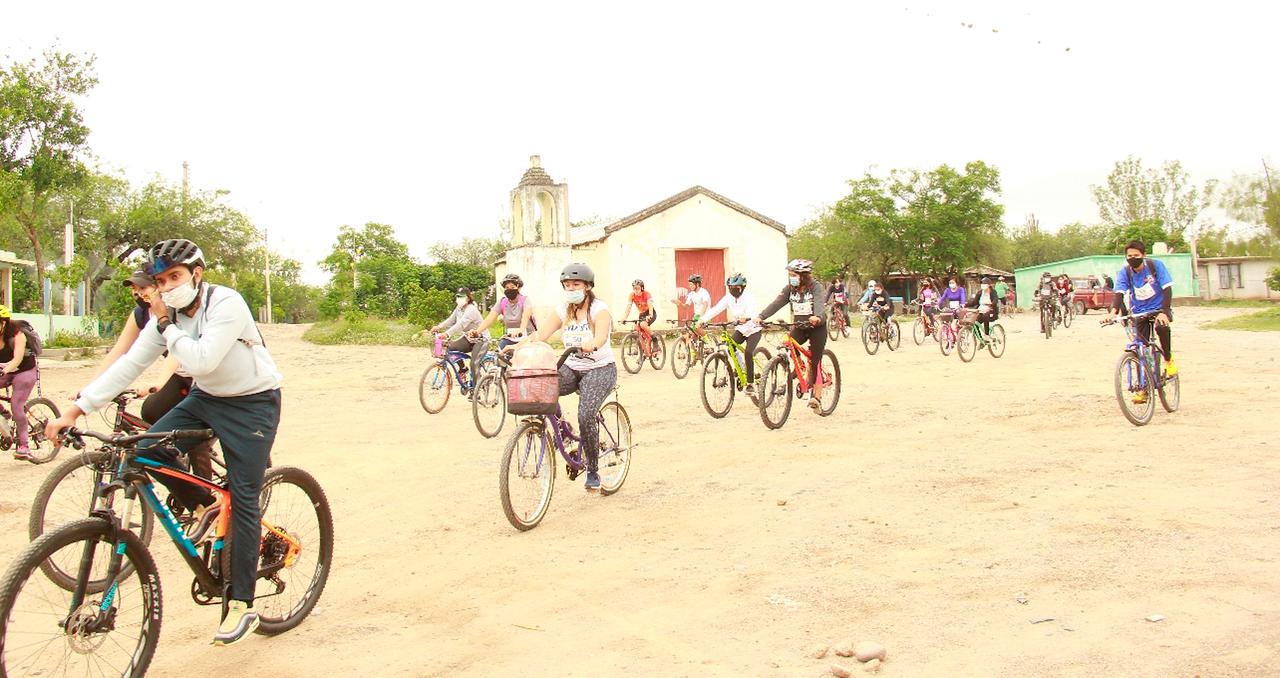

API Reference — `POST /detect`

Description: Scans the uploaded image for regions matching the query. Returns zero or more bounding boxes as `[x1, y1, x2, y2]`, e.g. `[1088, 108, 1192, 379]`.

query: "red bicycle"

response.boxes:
[757, 322, 841, 429]
[619, 319, 667, 373]
[937, 310, 960, 356]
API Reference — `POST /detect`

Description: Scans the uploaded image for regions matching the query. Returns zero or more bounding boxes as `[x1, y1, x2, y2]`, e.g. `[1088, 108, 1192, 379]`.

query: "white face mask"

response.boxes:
[949, 282, 957, 290]
[565, 289, 585, 304]
[455, 296, 467, 307]
[981, 284, 990, 290]
[161, 276, 200, 309]
[788, 276, 800, 287]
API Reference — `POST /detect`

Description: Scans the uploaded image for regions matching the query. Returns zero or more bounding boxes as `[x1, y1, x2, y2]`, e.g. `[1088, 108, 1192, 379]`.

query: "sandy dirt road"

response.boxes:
[1, 306, 1277, 677]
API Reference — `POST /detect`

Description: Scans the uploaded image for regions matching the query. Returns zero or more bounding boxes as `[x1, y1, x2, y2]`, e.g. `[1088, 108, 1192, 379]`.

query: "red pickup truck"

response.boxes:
[1070, 277, 1118, 315]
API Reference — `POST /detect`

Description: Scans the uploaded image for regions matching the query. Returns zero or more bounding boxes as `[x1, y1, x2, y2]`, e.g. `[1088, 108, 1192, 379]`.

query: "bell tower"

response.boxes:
[510, 155, 570, 245]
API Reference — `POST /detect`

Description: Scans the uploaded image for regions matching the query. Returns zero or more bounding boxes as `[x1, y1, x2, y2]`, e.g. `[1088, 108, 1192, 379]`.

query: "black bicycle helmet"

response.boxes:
[456, 286, 472, 296]
[632, 279, 645, 288]
[726, 272, 747, 286]
[148, 239, 205, 276]
[501, 273, 523, 288]
[687, 273, 702, 284]
[560, 262, 595, 285]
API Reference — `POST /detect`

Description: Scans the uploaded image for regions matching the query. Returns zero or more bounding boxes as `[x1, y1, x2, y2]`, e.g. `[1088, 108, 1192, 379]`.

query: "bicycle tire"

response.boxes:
[1155, 353, 1180, 413]
[671, 336, 693, 379]
[987, 324, 1006, 358]
[1063, 305, 1073, 328]
[817, 350, 841, 417]
[700, 352, 735, 418]
[648, 333, 667, 371]
[499, 420, 556, 530]
[471, 371, 508, 439]
[861, 321, 880, 355]
[826, 314, 839, 341]
[748, 346, 772, 406]
[886, 319, 901, 351]
[19, 397, 60, 464]
[1114, 352, 1154, 426]
[0, 517, 161, 677]
[598, 402, 632, 496]
[939, 325, 954, 356]
[758, 355, 793, 430]
[28, 448, 155, 590]
[1043, 308, 1053, 339]
[913, 316, 926, 345]
[957, 327, 976, 362]
[419, 363, 452, 414]
[620, 333, 644, 374]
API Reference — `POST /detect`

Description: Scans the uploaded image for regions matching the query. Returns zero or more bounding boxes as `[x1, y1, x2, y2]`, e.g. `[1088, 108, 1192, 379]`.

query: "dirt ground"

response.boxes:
[1, 306, 1277, 677]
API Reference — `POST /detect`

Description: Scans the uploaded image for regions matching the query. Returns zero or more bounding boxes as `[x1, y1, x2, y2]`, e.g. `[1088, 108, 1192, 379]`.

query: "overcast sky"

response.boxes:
[4, 1, 1275, 283]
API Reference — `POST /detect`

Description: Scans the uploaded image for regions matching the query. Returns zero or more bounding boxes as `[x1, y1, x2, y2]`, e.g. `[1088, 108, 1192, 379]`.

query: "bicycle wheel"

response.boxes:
[418, 363, 452, 414]
[246, 466, 334, 635]
[499, 419, 556, 530]
[939, 326, 953, 356]
[817, 350, 841, 417]
[957, 327, 977, 362]
[471, 371, 508, 438]
[987, 324, 1007, 358]
[886, 319, 902, 351]
[913, 316, 926, 345]
[0, 518, 161, 677]
[861, 321, 880, 355]
[28, 449, 155, 589]
[700, 352, 736, 418]
[648, 333, 667, 370]
[671, 336, 693, 379]
[840, 321, 851, 339]
[620, 333, 644, 374]
[1114, 352, 1155, 426]
[597, 402, 632, 496]
[758, 355, 794, 430]
[1063, 304, 1073, 328]
[826, 314, 840, 341]
[1156, 354, 1180, 413]
[1042, 308, 1053, 339]
[748, 346, 772, 405]
[20, 397, 60, 464]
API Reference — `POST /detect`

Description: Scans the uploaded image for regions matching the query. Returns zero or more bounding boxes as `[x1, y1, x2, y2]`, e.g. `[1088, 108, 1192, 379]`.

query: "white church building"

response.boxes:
[495, 156, 789, 325]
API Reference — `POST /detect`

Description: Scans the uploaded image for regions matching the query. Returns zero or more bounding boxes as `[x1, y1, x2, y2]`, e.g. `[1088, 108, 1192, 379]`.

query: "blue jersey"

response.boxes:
[1114, 259, 1173, 315]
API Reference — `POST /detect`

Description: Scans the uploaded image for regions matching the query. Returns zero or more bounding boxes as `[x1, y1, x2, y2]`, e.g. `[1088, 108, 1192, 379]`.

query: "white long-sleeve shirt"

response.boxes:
[703, 290, 762, 337]
[76, 284, 282, 415]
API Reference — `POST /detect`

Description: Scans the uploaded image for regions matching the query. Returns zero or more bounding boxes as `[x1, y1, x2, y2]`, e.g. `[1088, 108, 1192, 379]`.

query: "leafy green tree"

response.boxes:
[1219, 161, 1280, 239]
[1106, 218, 1187, 252]
[1091, 157, 1215, 238]
[428, 236, 508, 268]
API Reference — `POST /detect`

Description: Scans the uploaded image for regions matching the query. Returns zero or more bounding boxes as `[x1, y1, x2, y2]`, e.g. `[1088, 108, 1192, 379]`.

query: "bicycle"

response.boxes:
[937, 310, 960, 356]
[1036, 293, 1056, 339]
[909, 302, 940, 345]
[1059, 296, 1073, 329]
[470, 342, 514, 439]
[499, 349, 634, 530]
[698, 323, 772, 418]
[668, 319, 711, 379]
[1103, 312, 1180, 426]
[419, 333, 500, 414]
[0, 370, 61, 464]
[757, 322, 841, 429]
[859, 307, 901, 355]
[954, 311, 1006, 362]
[825, 304, 851, 341]
[619, 319, 667, 374]
[0, 426, 333, 676]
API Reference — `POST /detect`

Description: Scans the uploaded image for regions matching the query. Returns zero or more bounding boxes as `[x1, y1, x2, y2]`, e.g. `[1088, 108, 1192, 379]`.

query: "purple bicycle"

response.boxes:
[498, 350, 634, 531]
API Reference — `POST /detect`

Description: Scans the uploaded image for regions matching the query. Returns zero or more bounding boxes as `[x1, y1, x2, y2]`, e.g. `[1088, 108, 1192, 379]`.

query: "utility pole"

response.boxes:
[264, 228, 273, 323]
[63, 200, 74, 315]
[182, 161, 190, 225]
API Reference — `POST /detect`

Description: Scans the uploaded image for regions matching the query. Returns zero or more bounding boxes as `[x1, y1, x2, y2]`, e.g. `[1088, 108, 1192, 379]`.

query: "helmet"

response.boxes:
[726, 273, 747, 286]
[632, 279, 645, 288]
[0, 304, 10, 318]
[866, 279, 878, 288]
[455, 287, 472, 296]
[501, 273, 523, 288]
[148, 239, 205, 276]
[559, 262, 595, 285]
[786, 259, 813, 273]
[687, 273, 703, 284]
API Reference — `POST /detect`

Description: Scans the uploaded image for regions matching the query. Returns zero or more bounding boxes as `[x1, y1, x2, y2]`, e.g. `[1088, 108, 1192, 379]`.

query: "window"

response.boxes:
[1219, 265, 1231, 289]
[1233, 263, 1244, 288]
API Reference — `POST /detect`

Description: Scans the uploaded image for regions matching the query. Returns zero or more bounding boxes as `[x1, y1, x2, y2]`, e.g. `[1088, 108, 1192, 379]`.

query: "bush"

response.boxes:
[1267, 267, 1280, 292]
[408, 287, 453, 328]
[302, 317, 432, 347]
[47, 330, 107, 349]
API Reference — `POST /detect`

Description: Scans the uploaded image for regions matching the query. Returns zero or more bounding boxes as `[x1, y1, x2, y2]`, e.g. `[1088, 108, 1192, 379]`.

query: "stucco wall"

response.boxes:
[12, 313, 101, 340]
[1199, 259, 1277, 300]
[498, 244, 573, 329]
[1014, 254, 1198, 308]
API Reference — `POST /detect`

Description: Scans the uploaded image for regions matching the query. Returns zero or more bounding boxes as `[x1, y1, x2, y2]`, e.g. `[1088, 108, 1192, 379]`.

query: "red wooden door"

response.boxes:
[674, 249, 726, 322]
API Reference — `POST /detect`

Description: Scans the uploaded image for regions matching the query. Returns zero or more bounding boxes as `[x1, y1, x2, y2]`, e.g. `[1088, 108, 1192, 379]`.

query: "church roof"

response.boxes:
[574, 186, 788, 245]
[517, 164, 555, 187]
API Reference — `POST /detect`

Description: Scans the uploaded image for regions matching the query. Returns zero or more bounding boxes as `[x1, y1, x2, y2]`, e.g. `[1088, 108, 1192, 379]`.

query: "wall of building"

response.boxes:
[12, 313, 101, 341]
[495, 244, 573, 329]
[1198, 259, 1277, 300]
[1013, 254, 1198, 308]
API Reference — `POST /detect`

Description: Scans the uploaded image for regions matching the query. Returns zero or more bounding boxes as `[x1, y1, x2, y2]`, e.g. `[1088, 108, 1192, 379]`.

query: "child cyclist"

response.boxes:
[695, 273, 762, 396]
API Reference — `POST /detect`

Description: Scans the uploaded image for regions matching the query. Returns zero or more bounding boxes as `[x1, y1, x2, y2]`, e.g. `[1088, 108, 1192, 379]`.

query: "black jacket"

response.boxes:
[966, 287, 1000, 319]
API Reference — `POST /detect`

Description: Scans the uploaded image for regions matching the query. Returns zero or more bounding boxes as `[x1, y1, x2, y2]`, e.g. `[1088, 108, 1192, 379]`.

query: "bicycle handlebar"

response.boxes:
[61, 426, 216, 448]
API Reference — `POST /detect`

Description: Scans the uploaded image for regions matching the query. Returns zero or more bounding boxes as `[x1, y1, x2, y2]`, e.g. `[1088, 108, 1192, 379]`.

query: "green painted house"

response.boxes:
[1013, 254, 1199, 308]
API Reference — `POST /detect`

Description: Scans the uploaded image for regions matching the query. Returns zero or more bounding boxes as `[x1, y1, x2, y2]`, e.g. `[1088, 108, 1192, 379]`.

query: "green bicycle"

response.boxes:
[698, 323, 772, 418]
[955, 311, 1006, 362]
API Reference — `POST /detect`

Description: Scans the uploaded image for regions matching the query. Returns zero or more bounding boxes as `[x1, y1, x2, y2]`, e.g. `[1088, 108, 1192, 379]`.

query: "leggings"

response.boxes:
[448, 336, 480, 381]
[789, 323, 827, 389]
[141, 373, 214, 479]
[557, 363, 617, 473]
[731, 329, 762, 382]
[1137, 318, 1173, 361]
[976, 311, 996, 336]
[0, 368, 38, 447]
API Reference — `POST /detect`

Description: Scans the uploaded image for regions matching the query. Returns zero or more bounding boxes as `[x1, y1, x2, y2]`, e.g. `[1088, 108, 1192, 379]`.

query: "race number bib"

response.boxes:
[792, 301, 814, 315]
[562, 321, 590, 348]
[505, 327, 525, 337]
[1041, 285, 1053, 296]
[1133, 279, 1156, 301]
[948, 300, 960, 310]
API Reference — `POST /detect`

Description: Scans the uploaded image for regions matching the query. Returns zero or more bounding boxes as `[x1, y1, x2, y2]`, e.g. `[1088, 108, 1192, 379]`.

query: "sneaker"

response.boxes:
[213, 600, 260, 646]
[1132, 391, 1148, 405]
[1165, 359, 1178, 377]
[744, 383, 756, 397]
[13, 445, 31, 461]
[584, 472, 601, 492]
[185, 497, 222, 543]
[808, 395, 822, 410]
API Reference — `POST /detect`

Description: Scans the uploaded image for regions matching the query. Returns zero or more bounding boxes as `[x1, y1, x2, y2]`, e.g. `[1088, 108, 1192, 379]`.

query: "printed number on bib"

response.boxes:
[792, 301, 814, 315]
[1133, 281, 1156, 301]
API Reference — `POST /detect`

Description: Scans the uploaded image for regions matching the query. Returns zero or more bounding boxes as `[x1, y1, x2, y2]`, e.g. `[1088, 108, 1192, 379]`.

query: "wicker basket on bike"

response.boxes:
[506, 341, 560, 415]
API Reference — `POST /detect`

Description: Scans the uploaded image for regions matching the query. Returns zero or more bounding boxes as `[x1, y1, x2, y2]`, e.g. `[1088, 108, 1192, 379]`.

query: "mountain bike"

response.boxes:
[860, 306, 901, 355]
[499, 350, 634, 530]
[1103, 312, 1180, 426]
[0, 370, 60, 464]
[698, 323, 772, 418]
[825, 304, 851, 341]
[619, 319, 667, 373]
[668, 320, 711, 379]
[0, 426, 332, 677]
[470, 342, 515, 439]
[757, 322, 841, 429]
[419, 333, 500, 414]
[1037, 293, 1056, 339]
[910, 302, 940, 345]
[955, 311, 1007, 362]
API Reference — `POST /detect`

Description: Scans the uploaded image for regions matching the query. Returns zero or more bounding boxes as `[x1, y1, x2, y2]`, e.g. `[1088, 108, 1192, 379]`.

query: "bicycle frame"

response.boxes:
[776, 333, 816, 395]
[1121, 316, 1161, 391]
[708, 326, 764, 388]
[517, 402, 621, 477]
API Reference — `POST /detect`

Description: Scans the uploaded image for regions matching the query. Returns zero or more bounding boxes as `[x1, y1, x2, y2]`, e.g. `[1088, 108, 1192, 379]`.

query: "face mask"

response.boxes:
[729, 287, 743, 298]
[949, 282, 957, 290]
[134, 295, 150, 309]
[504, 288, 519, 300]
[1127, 257, 1144, 269]
[455, 297, 467, 307]
[565, 289, 585, 304]
[161, 276, 200, 309]
[788, 276, 800, 287]
[981, 284, 990, 290]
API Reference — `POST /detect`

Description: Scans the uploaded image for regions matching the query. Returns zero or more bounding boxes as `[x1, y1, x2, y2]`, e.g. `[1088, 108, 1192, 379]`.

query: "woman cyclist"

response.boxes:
[0, 304, 39, 460]
[915, 279, 939, 329]
[755, 259, 827, 410]
[620, 279, 657, 333]
[468, 273, 535, 369]
[826, 277, 849, 325]
[965, 276, 1000, 339]
[697, 273, 762, 396]
[429, 286, 483, 389]
[517, 263, 616, 492]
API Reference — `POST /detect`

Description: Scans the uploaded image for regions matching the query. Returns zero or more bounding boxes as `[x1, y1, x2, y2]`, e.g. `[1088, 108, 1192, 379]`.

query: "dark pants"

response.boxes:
[1137, 316, 1173, 360]
[448, 336, 481, 383]
[731, 330, 762, 382]
[139, 387, 281, 603]
[557, 363, 617, 473]
[141, 373, 213, 479]
[790, 322, 827, 388]
[976, 311, 996, 336]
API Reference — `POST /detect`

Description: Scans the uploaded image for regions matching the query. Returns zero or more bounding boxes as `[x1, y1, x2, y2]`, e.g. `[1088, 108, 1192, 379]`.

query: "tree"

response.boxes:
[0, 49, 98, 296]
[1106, 218, 1187, 253]
[428, 236, 507, 268]
[1091, 157, 1216, 237]
[1219, 160, 1280, 239]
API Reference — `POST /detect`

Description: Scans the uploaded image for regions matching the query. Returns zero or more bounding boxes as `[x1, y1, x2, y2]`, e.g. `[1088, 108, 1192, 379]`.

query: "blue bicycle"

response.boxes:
[1103, 311, 1180, 426]
[418, 334, 500, 414]
[498, 350, 634, 531]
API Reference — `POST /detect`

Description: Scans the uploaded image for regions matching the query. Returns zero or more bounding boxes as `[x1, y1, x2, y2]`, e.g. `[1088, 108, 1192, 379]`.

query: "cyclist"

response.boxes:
[620, 279, 657, 333]
[965, 276, 1000, 339]
[46, 238, 283, 646]
[1103, 240, 1177, 396]
[516, 263, 616, 492]
[1055, 274, 1074, 317]
[679, 274, 712, 338]
[914, 279, 939, 327]
[468, 274, 535, 369]
[698, 273, 762, 396]
[938, 277, 967, 314]
[428, 286, 483, 390]
[1033, 272, 1056, 332]
[857, 279, 879, 307]
[755, 259, 827, 411]
[0, 304, 39, 461]
[826, 277, 849, 325]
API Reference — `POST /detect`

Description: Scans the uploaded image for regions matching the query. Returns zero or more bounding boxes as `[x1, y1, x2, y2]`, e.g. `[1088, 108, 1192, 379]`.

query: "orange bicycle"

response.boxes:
[619, 319, 667, 373]
[757, 322, 841, 429]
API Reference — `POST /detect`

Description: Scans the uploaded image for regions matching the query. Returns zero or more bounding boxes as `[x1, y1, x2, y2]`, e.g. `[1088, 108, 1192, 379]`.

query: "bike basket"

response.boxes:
[956, 310, 979, 326]
[507, 368, 559, 415]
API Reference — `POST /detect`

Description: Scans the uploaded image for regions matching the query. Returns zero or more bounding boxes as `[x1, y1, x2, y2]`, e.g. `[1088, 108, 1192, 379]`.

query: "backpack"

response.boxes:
[15, 320, 42, 357]
[497, 295, 537, 331]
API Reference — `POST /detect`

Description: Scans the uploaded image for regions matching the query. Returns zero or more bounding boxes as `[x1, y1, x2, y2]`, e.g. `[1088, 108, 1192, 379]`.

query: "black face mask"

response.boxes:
[134, 296, 149, 309]
[729, 287, 743, 298]
[1127, 257, 1144, 270]
[504, 288, 519, 300]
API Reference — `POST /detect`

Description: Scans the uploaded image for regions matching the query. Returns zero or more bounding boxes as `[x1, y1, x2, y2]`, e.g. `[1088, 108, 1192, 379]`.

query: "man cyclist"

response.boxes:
[1033, 272, 1057, 333]
[857, 279, 879, 307]
[1103, 240, 1177, 400]
[46, 238, 282, 646]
